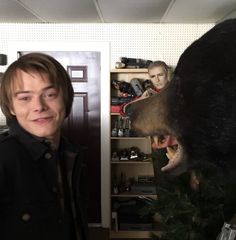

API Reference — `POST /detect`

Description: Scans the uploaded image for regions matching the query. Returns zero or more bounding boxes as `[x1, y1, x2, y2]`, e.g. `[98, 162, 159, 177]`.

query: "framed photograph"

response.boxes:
[67, 65, 87, 82]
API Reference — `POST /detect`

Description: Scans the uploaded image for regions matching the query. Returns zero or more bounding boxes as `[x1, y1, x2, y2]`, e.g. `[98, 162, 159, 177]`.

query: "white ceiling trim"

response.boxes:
[16, 0, 46, 22]
[93, 0, 105, 23]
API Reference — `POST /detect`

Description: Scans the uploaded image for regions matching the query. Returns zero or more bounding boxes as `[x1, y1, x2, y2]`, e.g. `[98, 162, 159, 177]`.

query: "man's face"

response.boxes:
[149, 66, 168, 90]
[10, 70, 66, 143]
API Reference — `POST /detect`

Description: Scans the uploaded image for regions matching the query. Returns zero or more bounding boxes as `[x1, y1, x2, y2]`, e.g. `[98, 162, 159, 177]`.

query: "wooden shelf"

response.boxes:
[111, 112, 120, 116]
[110, 69, 155, 238]
[111, 137, 149, 140]
[111, 68, 148, 73]
[111, 193, 157, 198]
[111, 159, 152, 164]
[110, 229, 161, 239]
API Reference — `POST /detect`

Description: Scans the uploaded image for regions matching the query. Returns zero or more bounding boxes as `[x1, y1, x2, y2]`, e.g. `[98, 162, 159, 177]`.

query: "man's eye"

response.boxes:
[47, 93, 56, 97]
[44, 91, 58, 99]
[18, 96, 30, 101]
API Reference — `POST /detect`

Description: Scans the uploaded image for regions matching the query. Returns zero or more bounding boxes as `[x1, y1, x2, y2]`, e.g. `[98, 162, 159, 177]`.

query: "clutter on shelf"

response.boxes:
[115, 57, 153, 69]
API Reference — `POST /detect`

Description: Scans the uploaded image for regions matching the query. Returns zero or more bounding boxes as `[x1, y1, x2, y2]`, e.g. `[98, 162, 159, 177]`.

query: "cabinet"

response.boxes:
[109, 69, 159, 239]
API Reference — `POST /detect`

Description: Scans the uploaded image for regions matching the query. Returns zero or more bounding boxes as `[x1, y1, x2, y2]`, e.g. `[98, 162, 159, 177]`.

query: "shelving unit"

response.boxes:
[109, 69, 159, 239]
[110, 230, 161, 239]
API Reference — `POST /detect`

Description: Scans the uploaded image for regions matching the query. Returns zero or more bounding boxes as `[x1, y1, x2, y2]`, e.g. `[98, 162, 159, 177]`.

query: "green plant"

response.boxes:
[142, 155, 228, 239]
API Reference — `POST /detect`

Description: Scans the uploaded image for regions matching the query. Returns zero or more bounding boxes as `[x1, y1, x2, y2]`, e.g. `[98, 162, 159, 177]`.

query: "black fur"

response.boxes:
[132, 19, 236, 170]
[172, 19, 236, 169]
[130, 19, 236, 237]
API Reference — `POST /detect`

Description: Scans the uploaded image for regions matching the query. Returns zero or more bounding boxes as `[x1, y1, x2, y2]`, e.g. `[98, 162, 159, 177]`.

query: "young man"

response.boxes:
[0, 53, 88, 240]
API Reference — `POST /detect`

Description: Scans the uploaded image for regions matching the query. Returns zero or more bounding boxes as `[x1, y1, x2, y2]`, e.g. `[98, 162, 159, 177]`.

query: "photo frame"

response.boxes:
[67, 65, 87, 82]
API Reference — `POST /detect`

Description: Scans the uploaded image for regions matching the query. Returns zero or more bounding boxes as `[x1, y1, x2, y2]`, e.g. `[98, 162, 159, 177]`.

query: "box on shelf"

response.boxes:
[111, 105, 121, 113]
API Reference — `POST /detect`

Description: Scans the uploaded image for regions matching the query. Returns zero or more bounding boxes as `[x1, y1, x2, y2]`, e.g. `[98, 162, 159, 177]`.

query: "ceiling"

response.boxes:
[0, 0, 236, 24]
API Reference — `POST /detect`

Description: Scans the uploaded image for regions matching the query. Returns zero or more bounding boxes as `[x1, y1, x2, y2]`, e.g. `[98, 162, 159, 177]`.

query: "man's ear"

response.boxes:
[10, 108, 16, 116]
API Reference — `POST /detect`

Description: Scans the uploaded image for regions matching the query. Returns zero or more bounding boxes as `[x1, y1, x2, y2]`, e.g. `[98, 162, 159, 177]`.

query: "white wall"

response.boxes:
[0, 23, 214, 71]
[0, 22, 214, 125]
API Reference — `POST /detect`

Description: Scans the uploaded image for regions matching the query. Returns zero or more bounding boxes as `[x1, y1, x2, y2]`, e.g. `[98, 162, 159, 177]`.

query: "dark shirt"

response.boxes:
[0, 120, 88, 240]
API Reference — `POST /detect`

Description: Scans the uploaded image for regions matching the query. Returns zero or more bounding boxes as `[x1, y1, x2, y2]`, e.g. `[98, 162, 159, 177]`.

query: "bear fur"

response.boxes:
[130, 19, 236, 239]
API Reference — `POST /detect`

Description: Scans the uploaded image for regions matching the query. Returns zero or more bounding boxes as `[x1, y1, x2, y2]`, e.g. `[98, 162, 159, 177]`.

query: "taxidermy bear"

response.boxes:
[130, 19, 236, 239]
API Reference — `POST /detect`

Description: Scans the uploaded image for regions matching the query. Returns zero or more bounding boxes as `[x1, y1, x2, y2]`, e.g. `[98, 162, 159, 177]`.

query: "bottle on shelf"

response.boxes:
[112, 174, 119, 194]
[118, 117, 124, 137]
[118, 172, 127, 193]
[123, 117, 130, 137]
[111, 120, 118, 137]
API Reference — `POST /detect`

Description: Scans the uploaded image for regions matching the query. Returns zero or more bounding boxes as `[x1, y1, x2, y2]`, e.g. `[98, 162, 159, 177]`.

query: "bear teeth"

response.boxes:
[162, 144, 183, 172]
[151, 136, 186, 175]
[166, 146, 177, 159]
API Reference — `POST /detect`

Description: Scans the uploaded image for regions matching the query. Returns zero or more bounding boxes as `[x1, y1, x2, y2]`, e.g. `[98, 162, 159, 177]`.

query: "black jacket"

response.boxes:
[0, 122, 88, 240]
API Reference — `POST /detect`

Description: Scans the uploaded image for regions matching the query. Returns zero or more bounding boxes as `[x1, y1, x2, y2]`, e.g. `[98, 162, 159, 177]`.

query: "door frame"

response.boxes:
[7, 41, 111, 228]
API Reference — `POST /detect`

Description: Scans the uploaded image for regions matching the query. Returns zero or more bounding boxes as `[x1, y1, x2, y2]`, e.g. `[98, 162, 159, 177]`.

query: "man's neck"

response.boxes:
[45, 133, 60, 150]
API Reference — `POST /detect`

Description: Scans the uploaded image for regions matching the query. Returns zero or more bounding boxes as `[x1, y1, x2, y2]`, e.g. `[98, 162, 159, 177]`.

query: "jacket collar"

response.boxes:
[8, 119, 52, 162]
[8, 119, 79, 162]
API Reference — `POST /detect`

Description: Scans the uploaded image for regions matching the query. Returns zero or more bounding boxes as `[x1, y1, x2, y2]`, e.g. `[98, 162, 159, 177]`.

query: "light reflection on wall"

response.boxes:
[0, 72, 6, 126]
[0, 110, 6, 126]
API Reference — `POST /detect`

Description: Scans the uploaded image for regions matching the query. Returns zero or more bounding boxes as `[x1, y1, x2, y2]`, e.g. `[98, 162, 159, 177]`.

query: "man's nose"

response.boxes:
[33, 97, 48, 112]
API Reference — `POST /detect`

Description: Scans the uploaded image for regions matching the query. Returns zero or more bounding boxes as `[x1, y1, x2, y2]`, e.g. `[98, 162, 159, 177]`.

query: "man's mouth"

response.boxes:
[151, 135, 187, 175]
[32, 117, 53, 123]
